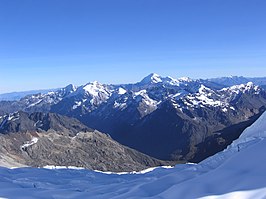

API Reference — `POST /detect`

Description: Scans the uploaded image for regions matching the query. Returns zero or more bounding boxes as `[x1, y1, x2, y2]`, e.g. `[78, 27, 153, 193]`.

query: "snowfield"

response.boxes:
[1, 112, 266, 198]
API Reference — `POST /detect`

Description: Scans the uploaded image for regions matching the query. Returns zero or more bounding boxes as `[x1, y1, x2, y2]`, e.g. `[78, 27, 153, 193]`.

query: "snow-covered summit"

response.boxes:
[68, 81, 112, 106]
[139, 73, 163, 85]
[178, 76, 193, 82]
[139, 73, 195, 87]
[63, 84, 77, 93]
[198, 84, 214, 94]
[82, 81, 110, 97]
[221, 82, 261, 94]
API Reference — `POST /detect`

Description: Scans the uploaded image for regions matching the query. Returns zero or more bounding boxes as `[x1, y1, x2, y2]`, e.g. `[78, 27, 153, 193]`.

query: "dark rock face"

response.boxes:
[0, 111, 90, 135]
[0, 112, 169, 172]
[112, 100, 265, 162]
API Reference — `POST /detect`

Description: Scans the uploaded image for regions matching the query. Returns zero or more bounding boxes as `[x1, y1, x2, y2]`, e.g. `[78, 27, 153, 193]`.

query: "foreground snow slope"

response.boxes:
[1, 112, 266, 199]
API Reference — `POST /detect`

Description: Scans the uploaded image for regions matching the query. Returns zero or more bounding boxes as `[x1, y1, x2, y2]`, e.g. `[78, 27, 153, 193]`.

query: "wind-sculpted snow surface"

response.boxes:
[1, 112, 266, 198]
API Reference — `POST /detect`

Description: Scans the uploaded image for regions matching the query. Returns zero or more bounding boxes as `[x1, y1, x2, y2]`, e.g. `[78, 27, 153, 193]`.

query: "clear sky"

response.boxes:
[0, 0, 266, 93]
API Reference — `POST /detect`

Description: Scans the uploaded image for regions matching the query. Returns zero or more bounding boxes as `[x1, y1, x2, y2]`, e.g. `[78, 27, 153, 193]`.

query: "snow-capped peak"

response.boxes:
[133, 89, 147, 97]
[222, 82, 260, 94]
[80, 81, 111, 106]
[140, 73, 163, 84]
[198, 84, 213, 94]
[178, 77, 193, 82]
[83, 81, 108, 97]
[163, 76, 180, 86]
[64, 84, 76, 93]
[139, 73, 196, 87]
[246, 81, 254, 87]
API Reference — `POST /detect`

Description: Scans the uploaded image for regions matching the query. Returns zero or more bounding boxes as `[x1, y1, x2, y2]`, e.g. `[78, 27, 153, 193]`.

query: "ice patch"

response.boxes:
[134, 89, 147, 97]
[43, 165, 85, 170]
[113, 101, 127, 110]
[222, 108, 228, 112]
[20, 137, 38, 151]
[118, 88, 127, 95]
[72, 101, 82, 110]
[178, 77, 193, 82]
[94, 166, 174, 175]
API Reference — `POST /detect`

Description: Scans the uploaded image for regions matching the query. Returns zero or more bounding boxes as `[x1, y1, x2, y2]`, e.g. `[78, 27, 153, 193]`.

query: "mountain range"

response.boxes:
[1, 74, 266, 163]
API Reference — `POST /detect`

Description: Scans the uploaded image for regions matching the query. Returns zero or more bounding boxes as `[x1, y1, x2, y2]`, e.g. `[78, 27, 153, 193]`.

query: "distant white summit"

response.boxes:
[139, 73, 163, 84]
[139, 73, 192, 86]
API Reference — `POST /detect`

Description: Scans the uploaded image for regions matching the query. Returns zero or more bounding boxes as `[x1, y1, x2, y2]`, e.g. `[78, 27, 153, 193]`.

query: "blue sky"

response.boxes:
[0, 0, 266, 93]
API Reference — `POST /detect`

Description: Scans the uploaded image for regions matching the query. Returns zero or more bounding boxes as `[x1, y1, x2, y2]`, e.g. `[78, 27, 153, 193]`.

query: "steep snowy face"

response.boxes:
[117, 87, 127, 95]
[111, 89, 160, 117]
[132, 90, 160, 117]
[82, 81, 111, 105]
[163, 76, 195, 87]
[139, 73, 195, 88]
[178, 84, 230, 111]
[171, 82, 263, 112]
[163, 76, 180, 86]
[83, 81, 108, 96]
[58, 81, 112, 112]
[139, 73, 163, 85]
[221, 82, 261, 94]
[49, 81, 113, 116]
[233, 111, 266, 144]
[178, 76, 193, 83]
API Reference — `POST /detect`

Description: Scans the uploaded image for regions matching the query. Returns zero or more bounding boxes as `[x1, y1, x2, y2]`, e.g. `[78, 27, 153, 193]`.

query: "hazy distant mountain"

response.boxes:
[0, 88, 59, 101]
[1, 74, 266, 163]
[208, 76, 266, 87]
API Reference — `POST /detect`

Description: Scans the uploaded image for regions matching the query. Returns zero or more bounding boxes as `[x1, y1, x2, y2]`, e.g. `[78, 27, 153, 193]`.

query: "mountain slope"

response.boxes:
[0, 111, 169, 172]
[1, 110, 266, 199]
